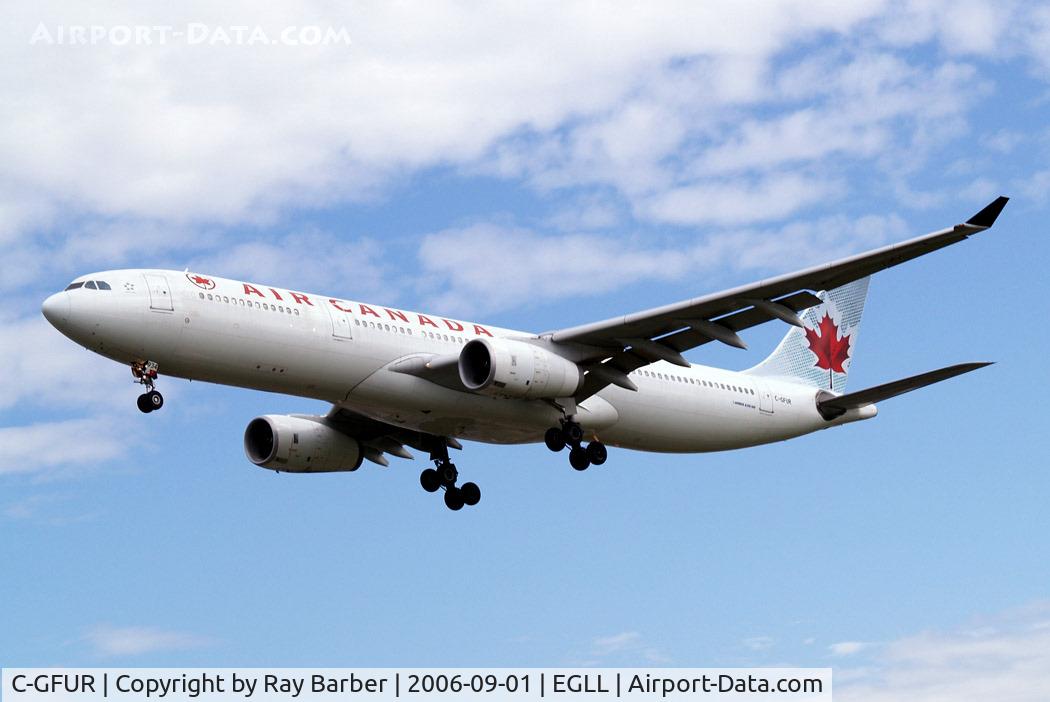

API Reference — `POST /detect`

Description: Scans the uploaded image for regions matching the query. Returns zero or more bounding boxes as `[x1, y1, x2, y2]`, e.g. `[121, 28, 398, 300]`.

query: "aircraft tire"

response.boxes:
[147, 390, 164, 410]
[420, 468, 441, 493]
[569, 446, 590, 471]
[461, 482, 481, 506]
[544, 427, 566, 452]
[586, 441, 607, 466]
[444, 487, 465, 511]
[136, 394, 153, 413]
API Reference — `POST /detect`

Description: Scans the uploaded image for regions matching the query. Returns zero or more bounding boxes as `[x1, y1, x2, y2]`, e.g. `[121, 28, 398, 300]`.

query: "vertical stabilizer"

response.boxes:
[744, 277, 869, 393]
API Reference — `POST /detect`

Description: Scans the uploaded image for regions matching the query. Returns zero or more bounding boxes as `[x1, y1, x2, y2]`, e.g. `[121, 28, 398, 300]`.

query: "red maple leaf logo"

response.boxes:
[186, 273, 215, 289]
[805, 312, 851, 374]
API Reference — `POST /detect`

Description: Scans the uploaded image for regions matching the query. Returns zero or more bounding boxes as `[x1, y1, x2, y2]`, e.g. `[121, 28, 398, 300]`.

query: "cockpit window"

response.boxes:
[65, 282, 84, 290]
[84, 281, 97, 290]
[96, 281, 111, 290]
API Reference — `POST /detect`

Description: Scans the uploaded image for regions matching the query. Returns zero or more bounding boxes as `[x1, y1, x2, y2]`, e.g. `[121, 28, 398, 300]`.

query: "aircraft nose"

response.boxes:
[41, 291, 70, 327]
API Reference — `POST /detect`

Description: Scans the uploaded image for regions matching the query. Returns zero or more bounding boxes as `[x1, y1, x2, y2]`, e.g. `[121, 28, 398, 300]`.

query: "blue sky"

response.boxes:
[2, 2, 1050, 699]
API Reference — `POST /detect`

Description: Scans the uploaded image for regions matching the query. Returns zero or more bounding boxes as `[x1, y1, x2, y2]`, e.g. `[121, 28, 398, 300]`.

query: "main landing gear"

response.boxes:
[132, 360, 164, 413]
[544, 419, 607, 471]
[419, 442, 481, 511]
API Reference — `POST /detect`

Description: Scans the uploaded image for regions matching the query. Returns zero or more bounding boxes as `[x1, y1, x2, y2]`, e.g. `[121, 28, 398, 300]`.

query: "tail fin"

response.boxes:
[744, 277, 870, 393]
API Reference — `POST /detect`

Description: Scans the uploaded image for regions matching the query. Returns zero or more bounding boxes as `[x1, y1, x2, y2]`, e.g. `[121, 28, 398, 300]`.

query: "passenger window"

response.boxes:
[294, 309, 299, 316]
[199, 292, 205, 299]
[96, 281, 112, 290]
[84, 281, 97, 290]
[223, 296, 229, 303]
[64, 282, 84, 290]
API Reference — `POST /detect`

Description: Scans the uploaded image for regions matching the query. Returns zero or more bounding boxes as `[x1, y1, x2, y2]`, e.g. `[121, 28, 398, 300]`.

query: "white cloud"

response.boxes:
[0, 317, 128, 411]
[743, 635, 776, 651]
[417, 214, 904, 316]
[830, 641, 870, 657]
[838, 602, 1050, 702]
[638, 173, 841, 226]
[1015, 169, 1050, 207]
[189, 228, 393, 303]
[85, 625, 210, 657]
[3, 493, 100, 525]
[0, 0, 893, 235]
[593, 631, 641, 655]
[0, 418, 128, 476]
[585, 631, 671, 665]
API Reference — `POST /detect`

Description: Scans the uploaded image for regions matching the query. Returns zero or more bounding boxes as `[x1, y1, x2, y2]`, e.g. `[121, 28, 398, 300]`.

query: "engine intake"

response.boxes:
[459, 338, 583, 399]
[244, 415, 362, 472]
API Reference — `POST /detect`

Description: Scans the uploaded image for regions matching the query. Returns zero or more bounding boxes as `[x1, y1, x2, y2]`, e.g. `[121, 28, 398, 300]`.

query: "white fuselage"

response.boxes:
[43, 269, 875, 453]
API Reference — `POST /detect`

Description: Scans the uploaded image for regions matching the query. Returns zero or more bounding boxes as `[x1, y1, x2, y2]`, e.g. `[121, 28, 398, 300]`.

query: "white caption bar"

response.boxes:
[3, 669, 830, 702]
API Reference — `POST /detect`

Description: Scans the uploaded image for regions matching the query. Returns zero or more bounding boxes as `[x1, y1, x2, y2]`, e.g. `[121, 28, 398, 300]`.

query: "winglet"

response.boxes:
[966, 196, 1009, 228]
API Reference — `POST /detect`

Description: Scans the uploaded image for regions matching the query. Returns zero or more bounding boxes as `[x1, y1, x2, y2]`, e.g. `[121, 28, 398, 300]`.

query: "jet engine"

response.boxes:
[459, 338, 583, 399]
[243, 415, 362, 473]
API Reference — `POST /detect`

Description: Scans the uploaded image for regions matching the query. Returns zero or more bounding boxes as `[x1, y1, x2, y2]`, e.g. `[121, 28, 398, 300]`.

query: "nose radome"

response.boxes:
[41, 292, 70, 327]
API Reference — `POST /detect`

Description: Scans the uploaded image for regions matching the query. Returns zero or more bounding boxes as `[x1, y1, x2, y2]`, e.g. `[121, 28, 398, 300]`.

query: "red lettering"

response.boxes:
[359, 304, 380, 318]
[329, 298, 353, 312]
[385, 308, 409, 323]
[269, 288, 284, 301]
[417, 314, 438, 328]
[290, 292, 313, 306]
[243, 283, 264, 297]
[473, 324, 493, 337]
[443, 319, 464, 331]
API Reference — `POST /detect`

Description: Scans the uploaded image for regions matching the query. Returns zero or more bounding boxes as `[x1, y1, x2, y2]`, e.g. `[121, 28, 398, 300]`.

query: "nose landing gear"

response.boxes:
[419, 441, 481, 511]
[545, 419, 607, 471]
[132, 361, 164, 413]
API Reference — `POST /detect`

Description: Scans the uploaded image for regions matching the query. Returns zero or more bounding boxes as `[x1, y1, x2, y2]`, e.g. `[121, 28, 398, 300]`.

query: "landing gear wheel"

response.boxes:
[438, 462, 458, 486]
[563, 422, 584, 444]
[586, 441, 607, 466]
[420, 468, 441, 493]
[569, 446, 591, 471]
[460, 482, 481, 506]
[544, 427, 566, 452]
[136, 394, 154, 413]
[444, 487, 465, 511]
[146, 390, 164, 411]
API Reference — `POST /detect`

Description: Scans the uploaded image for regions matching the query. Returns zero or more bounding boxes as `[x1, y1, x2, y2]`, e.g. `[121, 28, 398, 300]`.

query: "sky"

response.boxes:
[2, 1, 1050, 699]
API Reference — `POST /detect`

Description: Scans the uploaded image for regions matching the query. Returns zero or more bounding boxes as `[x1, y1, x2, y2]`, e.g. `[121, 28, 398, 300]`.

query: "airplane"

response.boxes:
[41, 197, 1008, 510]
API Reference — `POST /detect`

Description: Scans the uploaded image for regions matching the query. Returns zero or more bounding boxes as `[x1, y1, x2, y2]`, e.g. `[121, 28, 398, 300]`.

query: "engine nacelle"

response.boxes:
[243, 415, 362, 473]
[459, 338, 583, 399]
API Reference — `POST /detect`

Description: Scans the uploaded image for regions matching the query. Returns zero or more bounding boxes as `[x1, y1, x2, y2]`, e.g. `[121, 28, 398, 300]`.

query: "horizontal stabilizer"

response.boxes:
[817, 362, 992, 419]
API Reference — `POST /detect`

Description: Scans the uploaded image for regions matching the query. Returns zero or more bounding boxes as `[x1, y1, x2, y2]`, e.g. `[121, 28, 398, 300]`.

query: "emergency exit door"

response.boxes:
[143, 273, 173, 311]
[327, 302, 354, 340]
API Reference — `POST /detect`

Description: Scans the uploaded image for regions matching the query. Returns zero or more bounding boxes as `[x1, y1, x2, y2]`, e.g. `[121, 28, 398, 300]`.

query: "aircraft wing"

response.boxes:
[322, 405, 460, 466]
[548, 197, 1008, 401]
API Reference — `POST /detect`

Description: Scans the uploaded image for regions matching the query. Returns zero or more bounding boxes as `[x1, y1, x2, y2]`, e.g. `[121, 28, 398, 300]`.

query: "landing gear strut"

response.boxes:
[419, 441, 481, 511]
[132, 361, 164, 413]
[545, 419, 607, 471]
